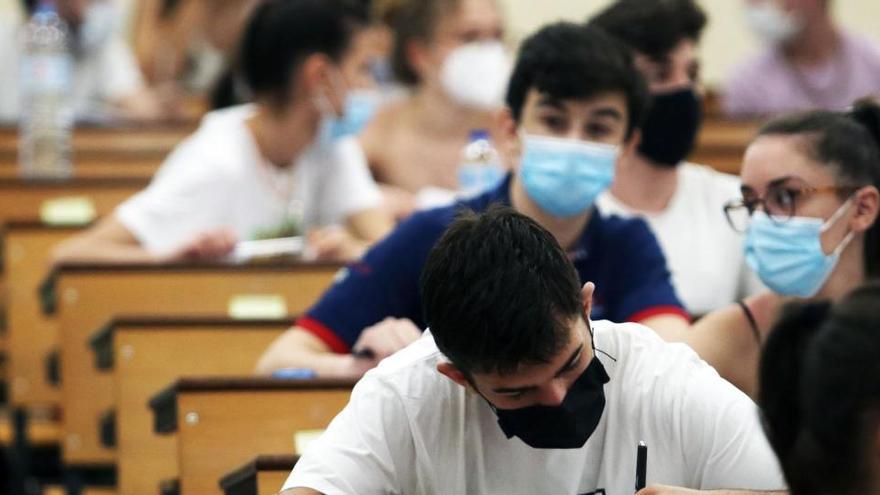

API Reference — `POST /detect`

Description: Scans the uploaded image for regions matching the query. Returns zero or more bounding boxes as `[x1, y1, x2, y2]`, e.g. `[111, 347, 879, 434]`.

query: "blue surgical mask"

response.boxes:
[744, 200, 855, 297]
[519, 134, 618, 217]
[320, 90, 380, 142]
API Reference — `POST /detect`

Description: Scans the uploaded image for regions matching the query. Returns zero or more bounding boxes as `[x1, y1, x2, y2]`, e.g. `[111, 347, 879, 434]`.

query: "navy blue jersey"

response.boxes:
[301, 177, 687, 353]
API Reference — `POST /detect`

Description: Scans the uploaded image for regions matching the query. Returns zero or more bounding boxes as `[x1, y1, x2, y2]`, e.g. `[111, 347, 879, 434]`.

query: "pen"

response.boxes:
[635, 440, 647, 493]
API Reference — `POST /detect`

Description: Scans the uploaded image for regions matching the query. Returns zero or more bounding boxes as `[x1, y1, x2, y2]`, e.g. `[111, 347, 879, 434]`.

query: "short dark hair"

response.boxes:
[756, 99, 880, 277]
[390, 0, 461, 86]
[505, 23, 649, 138]
[238, 0, 369, 105]
[588, 0, 707, 63]
[759, 282, 880, 495]
[420, 206, 582, 375]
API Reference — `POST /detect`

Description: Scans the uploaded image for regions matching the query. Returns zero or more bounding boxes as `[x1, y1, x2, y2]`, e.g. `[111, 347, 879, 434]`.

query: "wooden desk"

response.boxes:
[150, 377, 353, 495]
[0, 177, 147, 222]
[4, 222, 86, 407]
[221, 454, 298, 495]
[46, 262, 341, 466]
[691, 119, 762, 175]
[0, 156, 161, 180]
[0, 124, 194, 161]
[90, 317, 289, 495]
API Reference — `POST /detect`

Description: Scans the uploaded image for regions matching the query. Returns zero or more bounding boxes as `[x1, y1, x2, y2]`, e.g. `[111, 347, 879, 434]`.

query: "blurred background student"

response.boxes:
[53, 0, 393, 264]
[724, 0, 880, 118]
[591, 0, 762, 316]
[359, 0, 511, 219]
[0, 0, 175, 122]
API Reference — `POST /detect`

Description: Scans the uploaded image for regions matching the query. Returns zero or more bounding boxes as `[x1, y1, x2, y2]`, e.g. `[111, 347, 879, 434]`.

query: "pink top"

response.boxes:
[723, 32, 880, 118]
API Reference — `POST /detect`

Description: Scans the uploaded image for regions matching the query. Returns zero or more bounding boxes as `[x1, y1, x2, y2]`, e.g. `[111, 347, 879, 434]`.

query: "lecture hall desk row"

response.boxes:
[4, 221, 348, 494]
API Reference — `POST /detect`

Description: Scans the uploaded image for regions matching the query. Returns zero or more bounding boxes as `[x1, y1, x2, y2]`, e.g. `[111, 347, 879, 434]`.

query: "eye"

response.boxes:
[585, 122, 612, 139]
[541, 115, 567, 133]
[767, 187, 799, 213]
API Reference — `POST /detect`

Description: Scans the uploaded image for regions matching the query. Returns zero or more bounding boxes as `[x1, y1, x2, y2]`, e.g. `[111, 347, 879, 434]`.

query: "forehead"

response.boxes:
[741, 135, 837, 190]
[472, 316, 585, 389]
[524, 89, 628, 117]
[435, 0, 502, 34]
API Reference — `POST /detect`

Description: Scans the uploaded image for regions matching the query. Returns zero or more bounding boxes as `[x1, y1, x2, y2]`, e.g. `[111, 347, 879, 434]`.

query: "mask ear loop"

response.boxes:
[820, 197, 857, 256]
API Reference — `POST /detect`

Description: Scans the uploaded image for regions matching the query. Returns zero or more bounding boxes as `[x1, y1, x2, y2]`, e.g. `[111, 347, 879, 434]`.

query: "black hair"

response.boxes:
[505, 23, 649, 138]
[390, 0, 461, 86]
[21, 0, 36, 15]
[588, 0, 707, 63]
[756, 98, 880, 277]
[759, 282, 880, 495]
[420, 206, 583, 375]
[238, 0, 369, 105]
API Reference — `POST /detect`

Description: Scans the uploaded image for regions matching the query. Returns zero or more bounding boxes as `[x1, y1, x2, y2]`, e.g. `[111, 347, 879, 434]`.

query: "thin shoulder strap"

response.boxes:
[737, 300, 761, 345]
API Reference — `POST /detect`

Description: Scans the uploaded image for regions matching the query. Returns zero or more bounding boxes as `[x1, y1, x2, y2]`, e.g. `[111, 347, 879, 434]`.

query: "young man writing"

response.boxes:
[280, 207, 786, 494]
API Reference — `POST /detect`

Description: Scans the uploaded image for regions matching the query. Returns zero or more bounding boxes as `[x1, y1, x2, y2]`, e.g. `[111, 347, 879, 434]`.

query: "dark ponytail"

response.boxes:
[759, 282, 880, 495]
[758, 98, 880, 277]
[849, 99, 880, 277]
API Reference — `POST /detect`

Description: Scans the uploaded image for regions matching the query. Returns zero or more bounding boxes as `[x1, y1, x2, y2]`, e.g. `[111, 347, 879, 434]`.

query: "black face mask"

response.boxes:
[637, 87, 703, 168]
[490, 354, 610, 449]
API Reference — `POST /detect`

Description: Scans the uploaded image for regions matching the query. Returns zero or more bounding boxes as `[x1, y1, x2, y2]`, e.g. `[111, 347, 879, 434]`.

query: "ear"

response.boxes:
[299, 53, 332, 102]
[437, 362, 471, 390]
[850, 185, 880, 234]
[494, 107, 522, 169]
[581, 282, 596, 319]
[620, 128, 641, 162]
[406, 38, 433, 81]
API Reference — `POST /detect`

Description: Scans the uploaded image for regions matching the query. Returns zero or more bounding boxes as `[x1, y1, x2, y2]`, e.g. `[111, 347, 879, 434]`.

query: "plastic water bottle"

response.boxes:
[19, 0, 74, 179]
[458, 129, 504, 198]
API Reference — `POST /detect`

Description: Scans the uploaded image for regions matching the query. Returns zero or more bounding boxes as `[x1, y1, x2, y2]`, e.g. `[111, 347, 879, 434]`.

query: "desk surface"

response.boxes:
[149, 377, 357, 434]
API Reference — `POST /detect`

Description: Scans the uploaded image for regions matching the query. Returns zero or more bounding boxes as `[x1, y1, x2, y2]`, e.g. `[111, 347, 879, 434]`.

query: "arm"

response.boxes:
[254, 326, 374, 378]
[52, 215, 160, 265]
[52, 214, 237, 266]
[258, 212, 439, 376]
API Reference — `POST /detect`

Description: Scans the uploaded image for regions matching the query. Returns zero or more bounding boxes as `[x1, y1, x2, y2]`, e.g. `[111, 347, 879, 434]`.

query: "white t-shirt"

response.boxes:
[0, 12, 145, 122]
[116, 105, 382, 256]
[284, 321, 786, 494]
[597, 164, 763, 316]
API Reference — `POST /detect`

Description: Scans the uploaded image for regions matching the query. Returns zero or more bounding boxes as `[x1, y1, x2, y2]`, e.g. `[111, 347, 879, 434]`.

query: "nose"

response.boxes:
[536, 381, 568, 407]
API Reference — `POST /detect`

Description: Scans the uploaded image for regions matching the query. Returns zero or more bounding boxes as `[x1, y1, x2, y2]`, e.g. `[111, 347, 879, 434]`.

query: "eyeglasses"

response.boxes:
[723, 182, 860, 233]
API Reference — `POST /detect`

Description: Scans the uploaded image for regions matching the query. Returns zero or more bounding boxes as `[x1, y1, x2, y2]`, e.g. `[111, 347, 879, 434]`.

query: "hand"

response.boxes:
[352, 317, 422, 362]
[307, 227, 365, 262]
[163, 228, 237, 262]
[637, 486, 700, 495]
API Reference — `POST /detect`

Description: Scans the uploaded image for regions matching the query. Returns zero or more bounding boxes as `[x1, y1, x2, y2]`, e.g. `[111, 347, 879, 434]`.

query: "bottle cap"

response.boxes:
[468, 129, 490, 142]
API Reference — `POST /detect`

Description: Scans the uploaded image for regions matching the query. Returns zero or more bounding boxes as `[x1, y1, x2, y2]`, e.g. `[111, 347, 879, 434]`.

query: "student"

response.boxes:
[724, 0, 880, 118]
[676, 99, 880, 397]
[280, 207, 786, 494]
[591, 0, 761, 316]
[359, 0, 509, 218]
[256, 23, 691, 377]
[0, 0, 170, 122]
[52, 0, 393, 264]
[759, 283, 880, 495]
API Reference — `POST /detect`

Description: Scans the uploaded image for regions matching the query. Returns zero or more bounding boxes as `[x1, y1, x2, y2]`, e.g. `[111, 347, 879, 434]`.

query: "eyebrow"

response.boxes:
[592, 107, 623, 121]
[491, 344, 584, 395]
[742, 175, 799, 194]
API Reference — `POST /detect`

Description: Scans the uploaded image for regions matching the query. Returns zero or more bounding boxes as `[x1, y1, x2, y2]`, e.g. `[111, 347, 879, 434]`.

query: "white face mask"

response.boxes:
[440, 41, 512, 110]
[745, 1, 804, 45]
[76, 0, 118, 54]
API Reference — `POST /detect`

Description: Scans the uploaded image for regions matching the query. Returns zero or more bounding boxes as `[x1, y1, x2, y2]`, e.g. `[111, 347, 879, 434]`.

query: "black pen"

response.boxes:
[635, 441, 647, 493]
